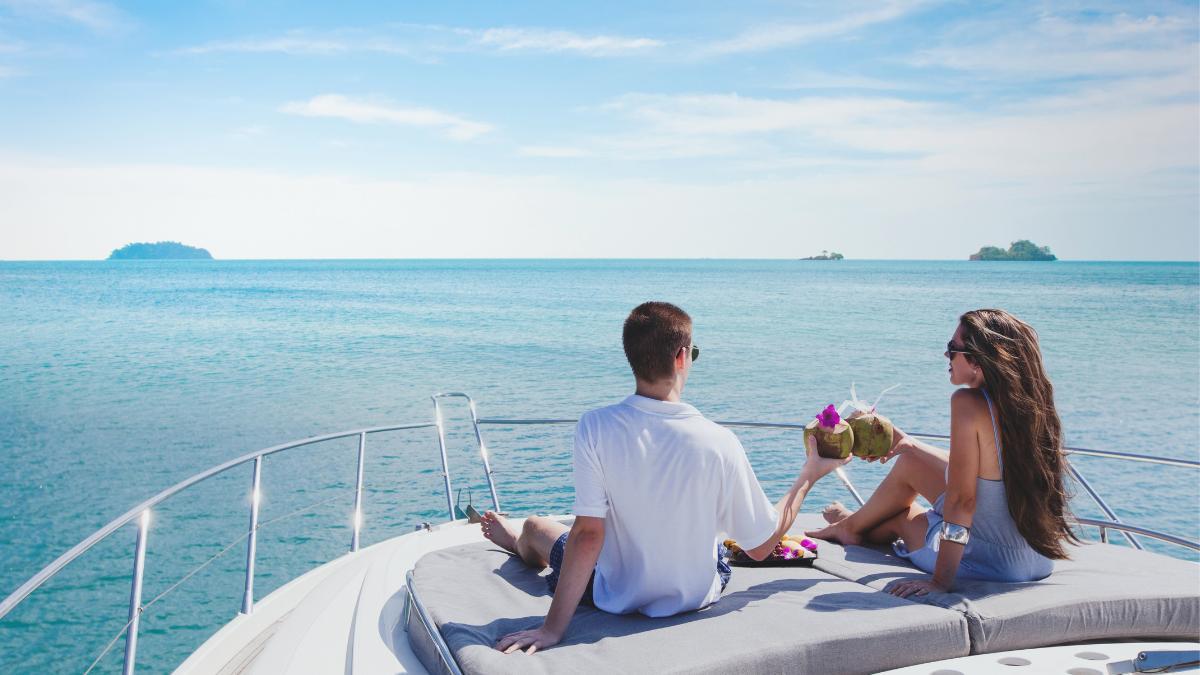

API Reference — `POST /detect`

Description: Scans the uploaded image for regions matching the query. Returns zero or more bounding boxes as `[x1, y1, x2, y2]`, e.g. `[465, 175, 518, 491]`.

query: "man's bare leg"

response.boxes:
[806, 453, 945, 546]
[481, 511, 570, 569]
[822, 501, 854, 525]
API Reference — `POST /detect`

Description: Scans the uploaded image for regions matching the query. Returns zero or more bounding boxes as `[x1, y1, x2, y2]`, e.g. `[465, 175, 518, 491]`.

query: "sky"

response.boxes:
[0, 0, 1196, 260]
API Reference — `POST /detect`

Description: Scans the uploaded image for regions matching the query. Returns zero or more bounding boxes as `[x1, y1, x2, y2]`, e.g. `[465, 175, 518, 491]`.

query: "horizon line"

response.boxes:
[2, 257, 1199, 263]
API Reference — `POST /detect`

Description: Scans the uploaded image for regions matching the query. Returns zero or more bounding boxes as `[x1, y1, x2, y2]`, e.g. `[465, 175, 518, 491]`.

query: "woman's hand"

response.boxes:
[496, 625, 563, 655]
[863, 417, 908, 465]
[887, 577, 947, 598]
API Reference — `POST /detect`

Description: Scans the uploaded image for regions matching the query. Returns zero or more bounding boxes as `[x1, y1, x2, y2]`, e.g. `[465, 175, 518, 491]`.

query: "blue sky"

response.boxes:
[0, 0, 1196, 259]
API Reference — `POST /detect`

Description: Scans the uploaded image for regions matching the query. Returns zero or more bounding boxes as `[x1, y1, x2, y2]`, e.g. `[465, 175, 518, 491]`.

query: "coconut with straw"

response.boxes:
[844, 383, 899, 459]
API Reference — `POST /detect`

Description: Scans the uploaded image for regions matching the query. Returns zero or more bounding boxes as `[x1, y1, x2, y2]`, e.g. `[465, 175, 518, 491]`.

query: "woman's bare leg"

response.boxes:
[806, 452, 946, 545]
[862, 503, 930, 550]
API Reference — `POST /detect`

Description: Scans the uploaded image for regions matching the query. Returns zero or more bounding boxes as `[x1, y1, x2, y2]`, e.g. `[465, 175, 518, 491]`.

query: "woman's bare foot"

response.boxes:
[822, 501, 854, 525]
[480, 510, 520, 554]
[805, 519, 863, 547]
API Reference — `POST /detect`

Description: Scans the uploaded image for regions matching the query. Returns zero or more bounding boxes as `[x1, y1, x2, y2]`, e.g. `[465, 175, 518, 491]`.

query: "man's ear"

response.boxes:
[674, 345, 687, 370]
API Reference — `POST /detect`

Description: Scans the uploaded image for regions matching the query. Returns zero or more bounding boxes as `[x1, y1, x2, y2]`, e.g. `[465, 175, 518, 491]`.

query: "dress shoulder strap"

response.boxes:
[980, 387, 1003, 470]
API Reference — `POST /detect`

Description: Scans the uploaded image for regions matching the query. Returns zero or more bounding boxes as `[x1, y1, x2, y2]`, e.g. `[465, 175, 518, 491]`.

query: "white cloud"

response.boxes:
[176, 32, 411, 57]
[705, 0, 934, 55]
[524, 134, 752, 161]
[912, 11, 1197, 78]
[774, 71, 925, 92]
[607, 93, 930, 136]
[0, 0, 128, 34]
[518, 145, 593, 158]
[475, 28, 661, 56]
[176, 25, 661, 59]
[560, 78, 1198, 188]
[280, 94, 493, 141]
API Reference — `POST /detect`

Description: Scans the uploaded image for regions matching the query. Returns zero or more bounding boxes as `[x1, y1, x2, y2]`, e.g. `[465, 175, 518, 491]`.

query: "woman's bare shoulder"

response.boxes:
[950, 388, 989, 420]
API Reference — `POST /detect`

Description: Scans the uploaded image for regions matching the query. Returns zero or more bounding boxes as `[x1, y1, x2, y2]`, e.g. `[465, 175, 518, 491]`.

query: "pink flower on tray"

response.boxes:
[799, 538, 818, 552]
[816, 404, 841, 428]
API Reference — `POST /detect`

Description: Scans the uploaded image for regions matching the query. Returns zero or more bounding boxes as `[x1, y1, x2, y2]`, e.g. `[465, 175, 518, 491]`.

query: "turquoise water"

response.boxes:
[1, 259, 1197, 672]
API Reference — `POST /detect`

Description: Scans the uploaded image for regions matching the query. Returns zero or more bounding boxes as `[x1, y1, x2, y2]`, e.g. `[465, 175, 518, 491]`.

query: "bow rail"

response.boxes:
[2, 397, 1197, 673]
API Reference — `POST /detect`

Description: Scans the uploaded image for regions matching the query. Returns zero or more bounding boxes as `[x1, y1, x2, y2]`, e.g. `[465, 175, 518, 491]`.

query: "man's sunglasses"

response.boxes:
[946, 341, 971, 359]
[680, 344, 700, 362]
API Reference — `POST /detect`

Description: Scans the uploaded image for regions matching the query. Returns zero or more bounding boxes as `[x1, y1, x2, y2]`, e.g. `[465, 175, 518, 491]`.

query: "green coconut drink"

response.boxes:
[847, 412, 895, 459]
[804, 405, 855, 459]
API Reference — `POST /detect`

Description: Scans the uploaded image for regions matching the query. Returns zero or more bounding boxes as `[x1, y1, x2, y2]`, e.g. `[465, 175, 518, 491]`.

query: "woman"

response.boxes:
[807, 308, 1078, 596]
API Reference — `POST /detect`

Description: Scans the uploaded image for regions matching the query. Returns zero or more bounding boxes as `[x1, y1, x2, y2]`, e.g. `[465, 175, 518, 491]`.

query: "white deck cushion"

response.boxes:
[406, 539, 970, 675]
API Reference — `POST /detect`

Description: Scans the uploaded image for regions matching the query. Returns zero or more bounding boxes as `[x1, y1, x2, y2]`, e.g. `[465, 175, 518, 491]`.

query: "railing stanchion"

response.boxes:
[834, 467, 866, 507]
[432, 398, 456, 521]
[466, 398, 501, 512]
[121, 509, 150, 675]
[240, 457, 262, 614]
[351, 433, 367, 552]
[1099, 526, 1108, 544]
[1066, 459, 1141, 549]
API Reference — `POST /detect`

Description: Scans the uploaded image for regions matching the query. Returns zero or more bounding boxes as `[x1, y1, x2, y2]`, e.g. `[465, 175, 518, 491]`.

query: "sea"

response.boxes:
[1, 259, 1197, 672]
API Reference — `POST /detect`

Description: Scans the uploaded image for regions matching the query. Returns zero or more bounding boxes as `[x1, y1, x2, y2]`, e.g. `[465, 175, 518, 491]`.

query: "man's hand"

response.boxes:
[801, 434, 851, 479]
[496, 625, 563, 655]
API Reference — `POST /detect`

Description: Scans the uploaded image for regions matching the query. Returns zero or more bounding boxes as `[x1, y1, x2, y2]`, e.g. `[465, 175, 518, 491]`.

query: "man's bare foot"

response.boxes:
[480, 510, 520, 554]
[822, 501, 854, 525]
[805, 520, 863, 547]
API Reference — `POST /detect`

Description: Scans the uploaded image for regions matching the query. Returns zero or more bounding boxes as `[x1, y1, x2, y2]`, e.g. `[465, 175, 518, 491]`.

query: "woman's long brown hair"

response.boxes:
[959, 309, 1079, 559]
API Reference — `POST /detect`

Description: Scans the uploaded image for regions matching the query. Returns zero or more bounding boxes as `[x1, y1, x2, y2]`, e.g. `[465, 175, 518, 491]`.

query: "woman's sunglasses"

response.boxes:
[946, 341, 971, 359]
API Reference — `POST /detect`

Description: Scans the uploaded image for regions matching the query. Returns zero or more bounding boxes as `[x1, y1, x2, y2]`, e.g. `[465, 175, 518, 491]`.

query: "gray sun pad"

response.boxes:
[406, 536, 969, 675]
[808, 519, 1200, 653]
[406, 515, 1199, 673]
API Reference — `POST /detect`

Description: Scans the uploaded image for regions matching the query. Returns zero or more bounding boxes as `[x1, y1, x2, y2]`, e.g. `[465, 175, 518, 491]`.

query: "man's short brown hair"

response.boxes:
[622, 302, 692, 382]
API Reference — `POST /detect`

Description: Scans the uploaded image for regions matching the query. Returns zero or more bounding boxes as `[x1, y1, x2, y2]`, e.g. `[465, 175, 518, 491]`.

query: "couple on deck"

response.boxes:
[480, 302, 1077, 654]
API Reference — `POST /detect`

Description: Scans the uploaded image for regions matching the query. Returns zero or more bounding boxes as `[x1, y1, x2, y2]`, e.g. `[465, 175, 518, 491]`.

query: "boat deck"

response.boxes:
[177, 519, 485, 674]
[178, 515, 1200, 675]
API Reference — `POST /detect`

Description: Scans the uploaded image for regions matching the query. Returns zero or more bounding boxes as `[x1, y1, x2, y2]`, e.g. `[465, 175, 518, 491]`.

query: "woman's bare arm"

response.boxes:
[931, 389, 984, 589]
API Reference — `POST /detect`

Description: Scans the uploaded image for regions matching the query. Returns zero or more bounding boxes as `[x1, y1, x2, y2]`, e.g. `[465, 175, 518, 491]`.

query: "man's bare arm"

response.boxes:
[495, 516, 605, 654]
[744, 436, 849, 561]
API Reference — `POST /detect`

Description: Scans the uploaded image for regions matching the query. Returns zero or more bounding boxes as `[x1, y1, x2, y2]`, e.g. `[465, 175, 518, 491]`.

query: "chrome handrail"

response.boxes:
[479, 420, 1200, 467]
[433, 393, 502, 521]
[1071, 517, 1200, 551]
[0, 421, 437, 625]
[2, 407, 1196, 673]
[0, 421, 438, 673]
[477, 418, 1199, 549]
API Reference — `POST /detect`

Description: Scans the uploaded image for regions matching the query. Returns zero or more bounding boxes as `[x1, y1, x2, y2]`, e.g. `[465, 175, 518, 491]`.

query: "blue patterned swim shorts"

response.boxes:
[545, 533, 732, 604]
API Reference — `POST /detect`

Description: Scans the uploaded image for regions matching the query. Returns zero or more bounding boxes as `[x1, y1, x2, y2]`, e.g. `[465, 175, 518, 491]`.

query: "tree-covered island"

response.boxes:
[800, 250, 844, 260]
[108, 241, 213, 260]
[969, 240, 1056, 261]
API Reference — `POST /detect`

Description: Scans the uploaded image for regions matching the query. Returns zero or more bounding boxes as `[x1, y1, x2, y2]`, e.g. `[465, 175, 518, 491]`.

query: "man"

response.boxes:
[479, 301, 848, 654]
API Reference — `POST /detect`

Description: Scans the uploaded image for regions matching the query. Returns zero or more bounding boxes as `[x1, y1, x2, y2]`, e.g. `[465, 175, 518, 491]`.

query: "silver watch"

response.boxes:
[939, 521, 971, 546]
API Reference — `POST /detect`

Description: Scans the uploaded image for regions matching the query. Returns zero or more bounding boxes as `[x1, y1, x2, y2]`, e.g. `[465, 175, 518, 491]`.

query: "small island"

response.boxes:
[800, 250, 844, 261]
[108, 241, 213, 260]
[969, 240, 1056, 261]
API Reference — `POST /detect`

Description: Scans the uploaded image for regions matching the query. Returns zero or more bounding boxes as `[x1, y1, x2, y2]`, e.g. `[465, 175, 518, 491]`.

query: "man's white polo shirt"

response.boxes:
[572, 394, 778, 617]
